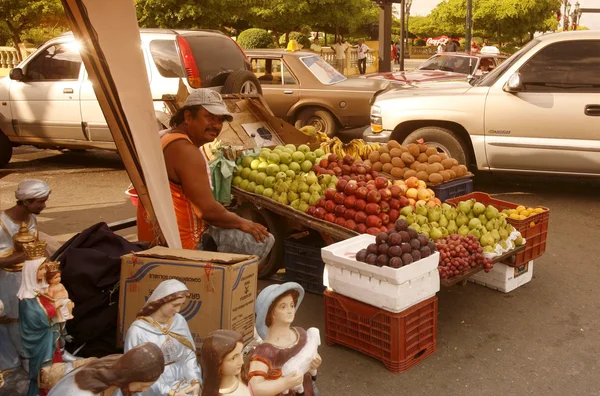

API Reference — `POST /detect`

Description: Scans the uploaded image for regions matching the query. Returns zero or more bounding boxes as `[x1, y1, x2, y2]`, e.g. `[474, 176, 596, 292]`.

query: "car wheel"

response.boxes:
[402, 126, 470, 165]
[236, 203, 284, 279]
[0, 131, 13, 167]
[294, 108, 338, 137]
[222, 70, 263, 95]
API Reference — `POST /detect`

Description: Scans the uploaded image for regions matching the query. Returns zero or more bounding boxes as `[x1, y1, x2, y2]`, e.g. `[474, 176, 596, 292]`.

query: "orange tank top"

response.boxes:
[137, 132, 206, 249]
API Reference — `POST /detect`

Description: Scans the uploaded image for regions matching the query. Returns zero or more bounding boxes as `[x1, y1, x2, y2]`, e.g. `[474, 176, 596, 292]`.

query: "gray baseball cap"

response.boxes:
[184, 88, 233, 122]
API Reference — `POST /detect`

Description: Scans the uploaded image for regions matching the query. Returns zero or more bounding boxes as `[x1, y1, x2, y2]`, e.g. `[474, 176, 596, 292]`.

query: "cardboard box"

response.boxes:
[119, 247, 258, 348]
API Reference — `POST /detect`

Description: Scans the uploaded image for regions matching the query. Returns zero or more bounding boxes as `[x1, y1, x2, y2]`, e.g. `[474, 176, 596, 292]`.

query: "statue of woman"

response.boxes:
[124, 279, 202, 396]
[200, 330, 252, 396]
[17, 241, 63, 396]
[248, 283, 322, 396]
[48, 342, 165, 396]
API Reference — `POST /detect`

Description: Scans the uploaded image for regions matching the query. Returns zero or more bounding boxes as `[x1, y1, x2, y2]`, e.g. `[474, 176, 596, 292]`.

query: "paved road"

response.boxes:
[2, 146, 600, 396]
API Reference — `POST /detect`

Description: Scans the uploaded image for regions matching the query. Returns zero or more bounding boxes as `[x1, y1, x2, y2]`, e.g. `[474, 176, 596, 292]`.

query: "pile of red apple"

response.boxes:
[306, 172, 411, 235]
[313, 153, 378, 180]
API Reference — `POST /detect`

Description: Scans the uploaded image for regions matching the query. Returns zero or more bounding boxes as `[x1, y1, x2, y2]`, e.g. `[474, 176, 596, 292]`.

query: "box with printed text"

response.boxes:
[118, 247, 258, 349]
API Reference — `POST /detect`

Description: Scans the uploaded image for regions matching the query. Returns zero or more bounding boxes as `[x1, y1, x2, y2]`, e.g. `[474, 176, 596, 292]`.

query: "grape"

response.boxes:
[434, 234, 495, 280]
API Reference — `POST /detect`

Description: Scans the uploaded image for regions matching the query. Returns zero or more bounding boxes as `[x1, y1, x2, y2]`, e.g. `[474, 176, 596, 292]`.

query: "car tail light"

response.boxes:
[176, 35, 201, 88]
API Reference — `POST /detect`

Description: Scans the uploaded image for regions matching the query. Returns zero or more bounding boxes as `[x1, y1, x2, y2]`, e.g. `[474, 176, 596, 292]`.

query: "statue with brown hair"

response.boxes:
[47, 342, 165, 395]
[248, 283, 322, 396]
[124, 279, 202, 396]
[45, 262, 74, 323]
[200, 330, 251, 396]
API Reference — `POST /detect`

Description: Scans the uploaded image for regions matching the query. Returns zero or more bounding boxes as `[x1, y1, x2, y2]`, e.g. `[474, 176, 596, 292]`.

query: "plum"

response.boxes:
[377, 254, 389, 267]
[400, 242, 411, 254]
[401, 253, 414, 266]
[355, 249, 368, 262]
[389, 257, 403, 269]
[388, 245, 403, 258]
[377, 243, 390, 255]
[418, 234, 429, 246]
[399, 231, 410, 243]
[366, 254, 378, 265]
[411, 249, 422, 262]
[388, 233, 402, 246]
[419, 246, 431, 258]
[427, 241, 437, 252]
[407, 228, 418, 239]
[376, 232, 388, 244]
[410, 239, 421, 250]
[395, 218, 409, 231]
[367, 243, 379, 255]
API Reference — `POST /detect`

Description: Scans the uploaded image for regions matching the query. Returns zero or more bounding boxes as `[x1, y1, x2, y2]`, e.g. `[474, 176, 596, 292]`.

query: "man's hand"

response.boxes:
[239, 220, 270, 243]
[0, 251, 26, 269]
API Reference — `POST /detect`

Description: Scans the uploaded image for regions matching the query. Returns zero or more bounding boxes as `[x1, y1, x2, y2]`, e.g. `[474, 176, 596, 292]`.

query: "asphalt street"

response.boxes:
[1, 146, 599, 396]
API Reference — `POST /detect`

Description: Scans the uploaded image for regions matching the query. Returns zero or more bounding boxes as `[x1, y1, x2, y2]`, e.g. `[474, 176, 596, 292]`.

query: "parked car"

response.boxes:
[0, 28, 261, 166]
[364, 31, 600, 175]
[245, 49, 390, 137]
[361, 51, 508, 84]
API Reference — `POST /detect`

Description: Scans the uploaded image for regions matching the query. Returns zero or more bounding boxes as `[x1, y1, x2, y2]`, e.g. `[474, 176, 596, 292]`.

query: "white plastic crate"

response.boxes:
[321, 234, 440, 313]
[469, 261, 533, 293]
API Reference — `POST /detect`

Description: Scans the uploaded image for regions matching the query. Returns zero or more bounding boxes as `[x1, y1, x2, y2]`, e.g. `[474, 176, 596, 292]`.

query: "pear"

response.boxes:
[428, 209, 441, 222]
[445, 207, 458, 220]
[467, 212, 475, 220]
[288, 191, 299, 202]
[278, 192, 289, 205]
[420, 224, 431, 234]
[417, 215, 428, 226]
[300, 192, 311, 202]
[308, 192, 321, 206]
[472, 201, 486, 216]
[408, 223, 421, 232]
[406, 213, 417, 225]
[430, 227, 443, 240]
[421, 230, 430, 239]
[457, 201, 471, 214]
[458, 225, 470, 236]
[515, 235, 524, 246]
[441, 227, 449, 237]
[491, 229, 501, 242]
[486, 219, 496, 231]
[438, 215, 449, 228]
[456, 213, 468, 227]
[468, 218, 482, 230]
[401, 206, 414, 216]
[290, 199, 301, 210]
[478, 214, 488, 225]
[298, 202, 309, 212]
[415, 205, 428, 216]
[447, 220, 458, 234]
[483, 246, 494, 253]
[469, 228, 481, 240]
[499, 228, 508, 240]
[480, 232, 494, 246]
[485, 205, 500, 220]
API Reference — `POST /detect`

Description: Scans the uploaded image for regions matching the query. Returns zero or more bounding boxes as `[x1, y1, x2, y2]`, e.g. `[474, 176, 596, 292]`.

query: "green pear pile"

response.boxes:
[233, 144, 337, 211]
[398, 200, 525, 253]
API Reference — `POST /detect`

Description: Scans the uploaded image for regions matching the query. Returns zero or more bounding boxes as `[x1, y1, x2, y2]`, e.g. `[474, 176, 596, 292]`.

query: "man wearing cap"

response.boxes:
[138, 89, 273, 258]
[0, 179, 51, 374]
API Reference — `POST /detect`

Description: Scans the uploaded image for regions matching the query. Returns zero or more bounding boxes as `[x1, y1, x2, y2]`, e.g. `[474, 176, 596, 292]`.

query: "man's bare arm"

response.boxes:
[0, 251, 26, 269]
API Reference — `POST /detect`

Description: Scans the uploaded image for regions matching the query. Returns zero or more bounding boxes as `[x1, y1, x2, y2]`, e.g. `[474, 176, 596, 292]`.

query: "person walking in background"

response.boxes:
[356, 39, 369, 74]
[331, 38, 350, 75]
[395, 41, 402, 64]
[445, 38, 458, 52]
[470, 40, 480, 53]
[310, 37, 322, 53]
[391, 41, 398, 66]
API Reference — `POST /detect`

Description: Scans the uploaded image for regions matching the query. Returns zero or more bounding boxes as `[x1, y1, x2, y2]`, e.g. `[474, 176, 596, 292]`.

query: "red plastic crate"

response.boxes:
[446, 192, 550, 266]
[324, 290, 437, 373]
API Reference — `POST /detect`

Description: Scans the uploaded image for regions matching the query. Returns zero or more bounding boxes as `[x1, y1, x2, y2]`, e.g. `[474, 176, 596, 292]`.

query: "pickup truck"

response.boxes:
[364, 31, 600, 176]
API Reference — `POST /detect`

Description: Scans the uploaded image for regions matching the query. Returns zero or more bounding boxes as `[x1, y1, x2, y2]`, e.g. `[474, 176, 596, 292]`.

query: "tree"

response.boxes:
[0, 0, 66, 60]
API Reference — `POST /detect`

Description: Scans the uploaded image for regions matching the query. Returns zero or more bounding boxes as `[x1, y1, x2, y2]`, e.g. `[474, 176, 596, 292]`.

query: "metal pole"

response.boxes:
[399, 0, 405, 71]
[465, 0, 472, 52]
[378, 1, 393, 72]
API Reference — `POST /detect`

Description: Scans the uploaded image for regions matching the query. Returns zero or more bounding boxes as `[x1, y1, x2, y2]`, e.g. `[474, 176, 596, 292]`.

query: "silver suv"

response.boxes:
[364, 31, 600, 176]
[0, 29, 261, 166]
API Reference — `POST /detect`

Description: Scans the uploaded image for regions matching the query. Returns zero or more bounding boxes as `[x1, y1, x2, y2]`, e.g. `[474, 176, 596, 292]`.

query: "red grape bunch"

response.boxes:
[355, 219, 437, 269]
[435, 234, 494, 280]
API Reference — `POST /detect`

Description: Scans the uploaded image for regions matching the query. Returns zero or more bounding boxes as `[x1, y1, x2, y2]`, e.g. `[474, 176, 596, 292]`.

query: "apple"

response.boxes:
[324, 213, 336, 223]
[366, 227, 380, 236]
[398, 196, 410, 208]
[325, 188, 336, 200]
[333, 167, 342, 176]
[406, 188, 418, 200]
[386, 222, 395, 230]
[320, 159, 329, 168]
[388, 198, 400, 210]
[427, 199, 438, 208]
[306, 206, 316, 216]
[378, 212, 390, 225]
[389, 209, 400, 223]
[379, 188, 392, 201]
[344, 209, 357, 221]
[312, 164, 321, 173]
[363, 164, 372, 173]
[365, 183, 377, 192]
[408, 198, 416, 207]
[389, 185, 402, 198]
[356, 174, 366, 182]
[367, 190, 382, 203]
[314, 207, 326, 219]
[344, 195, 357, 209]
[334, 205, 347, 217]
[327, 162, 337, 170]
[416, 199, 427, 208]
[365, 203, 381, 215]
[325, 200, 336, 213]
[371, 171, 379, 178]
[355, 187, 368, 200]
[341, 164, 351, 175]
[417, 180, 427, 189]
[354, 223, 368, 234]
[350, 164, 358, 174]
[335, 217, 346, 226]
[379, 200, 390, 214]
[344, 182, 359, 196]
[336, 179, 348, 192]
[375, 177, 388, 189]
[328, 154, 338, 163]
[357, 180, 367, 187]
[366, 215, 382, 228]
[317, 198, 327, 208]
[344, 219, 357, 230]
[417, 188, 431, 201]
[357, 165, 367, 175]
[365, 174, 373, 181]
[355, 211, 367, 224]
[333, 192, 346, 205]
[354, 199, 367, 212]
[343, 154, 354, 165]
[406, 176, 419, 189]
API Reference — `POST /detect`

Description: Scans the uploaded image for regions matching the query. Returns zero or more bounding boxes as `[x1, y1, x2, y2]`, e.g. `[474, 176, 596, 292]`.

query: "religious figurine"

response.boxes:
[45, 262, 75, 322]
[0, 180, 50, 374]
[18, 239, 63, 396]
[47, 342, 165, 396]
[200, 330, 252, 396]
[124, 279, 202, 396]
[248, 283, 322, 396]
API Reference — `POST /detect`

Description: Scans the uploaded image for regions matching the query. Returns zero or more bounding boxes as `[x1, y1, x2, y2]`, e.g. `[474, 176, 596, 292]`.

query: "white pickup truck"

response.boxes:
[364, 31, 600, 176]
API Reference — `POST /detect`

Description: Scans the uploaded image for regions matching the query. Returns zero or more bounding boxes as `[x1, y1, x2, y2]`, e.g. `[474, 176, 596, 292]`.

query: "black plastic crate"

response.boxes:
[284, 233, 326, 295]
[431, 178, 473, 203]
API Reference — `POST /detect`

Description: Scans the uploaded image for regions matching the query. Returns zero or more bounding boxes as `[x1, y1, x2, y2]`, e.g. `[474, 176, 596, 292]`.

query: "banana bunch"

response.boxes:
[319, 137, 381, 159]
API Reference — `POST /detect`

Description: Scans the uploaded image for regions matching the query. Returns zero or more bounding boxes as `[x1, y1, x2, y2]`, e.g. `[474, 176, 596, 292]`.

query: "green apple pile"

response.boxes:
[232, 144, 337, 212]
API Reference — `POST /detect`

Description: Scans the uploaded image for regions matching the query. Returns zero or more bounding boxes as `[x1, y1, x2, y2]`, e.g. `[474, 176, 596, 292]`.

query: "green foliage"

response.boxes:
[22, 26, 69, 46]
[414, 38, 426, 46]
[280, 31, 311, 49]
[237, 28, 275, 49]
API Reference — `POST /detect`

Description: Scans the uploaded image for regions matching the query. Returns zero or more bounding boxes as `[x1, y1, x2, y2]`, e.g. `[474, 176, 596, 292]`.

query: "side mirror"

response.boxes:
[9, 68, 24, 81]
[503, 72, 523, 93]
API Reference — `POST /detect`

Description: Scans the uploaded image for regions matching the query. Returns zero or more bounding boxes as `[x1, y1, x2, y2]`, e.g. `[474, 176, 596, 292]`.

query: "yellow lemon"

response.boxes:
[509, 214, 521, 220]
[516, 205, 526, 212]
[520, 210, 530, 217]
[534, 207, 545, 214]
[530, 221, 536, 227]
